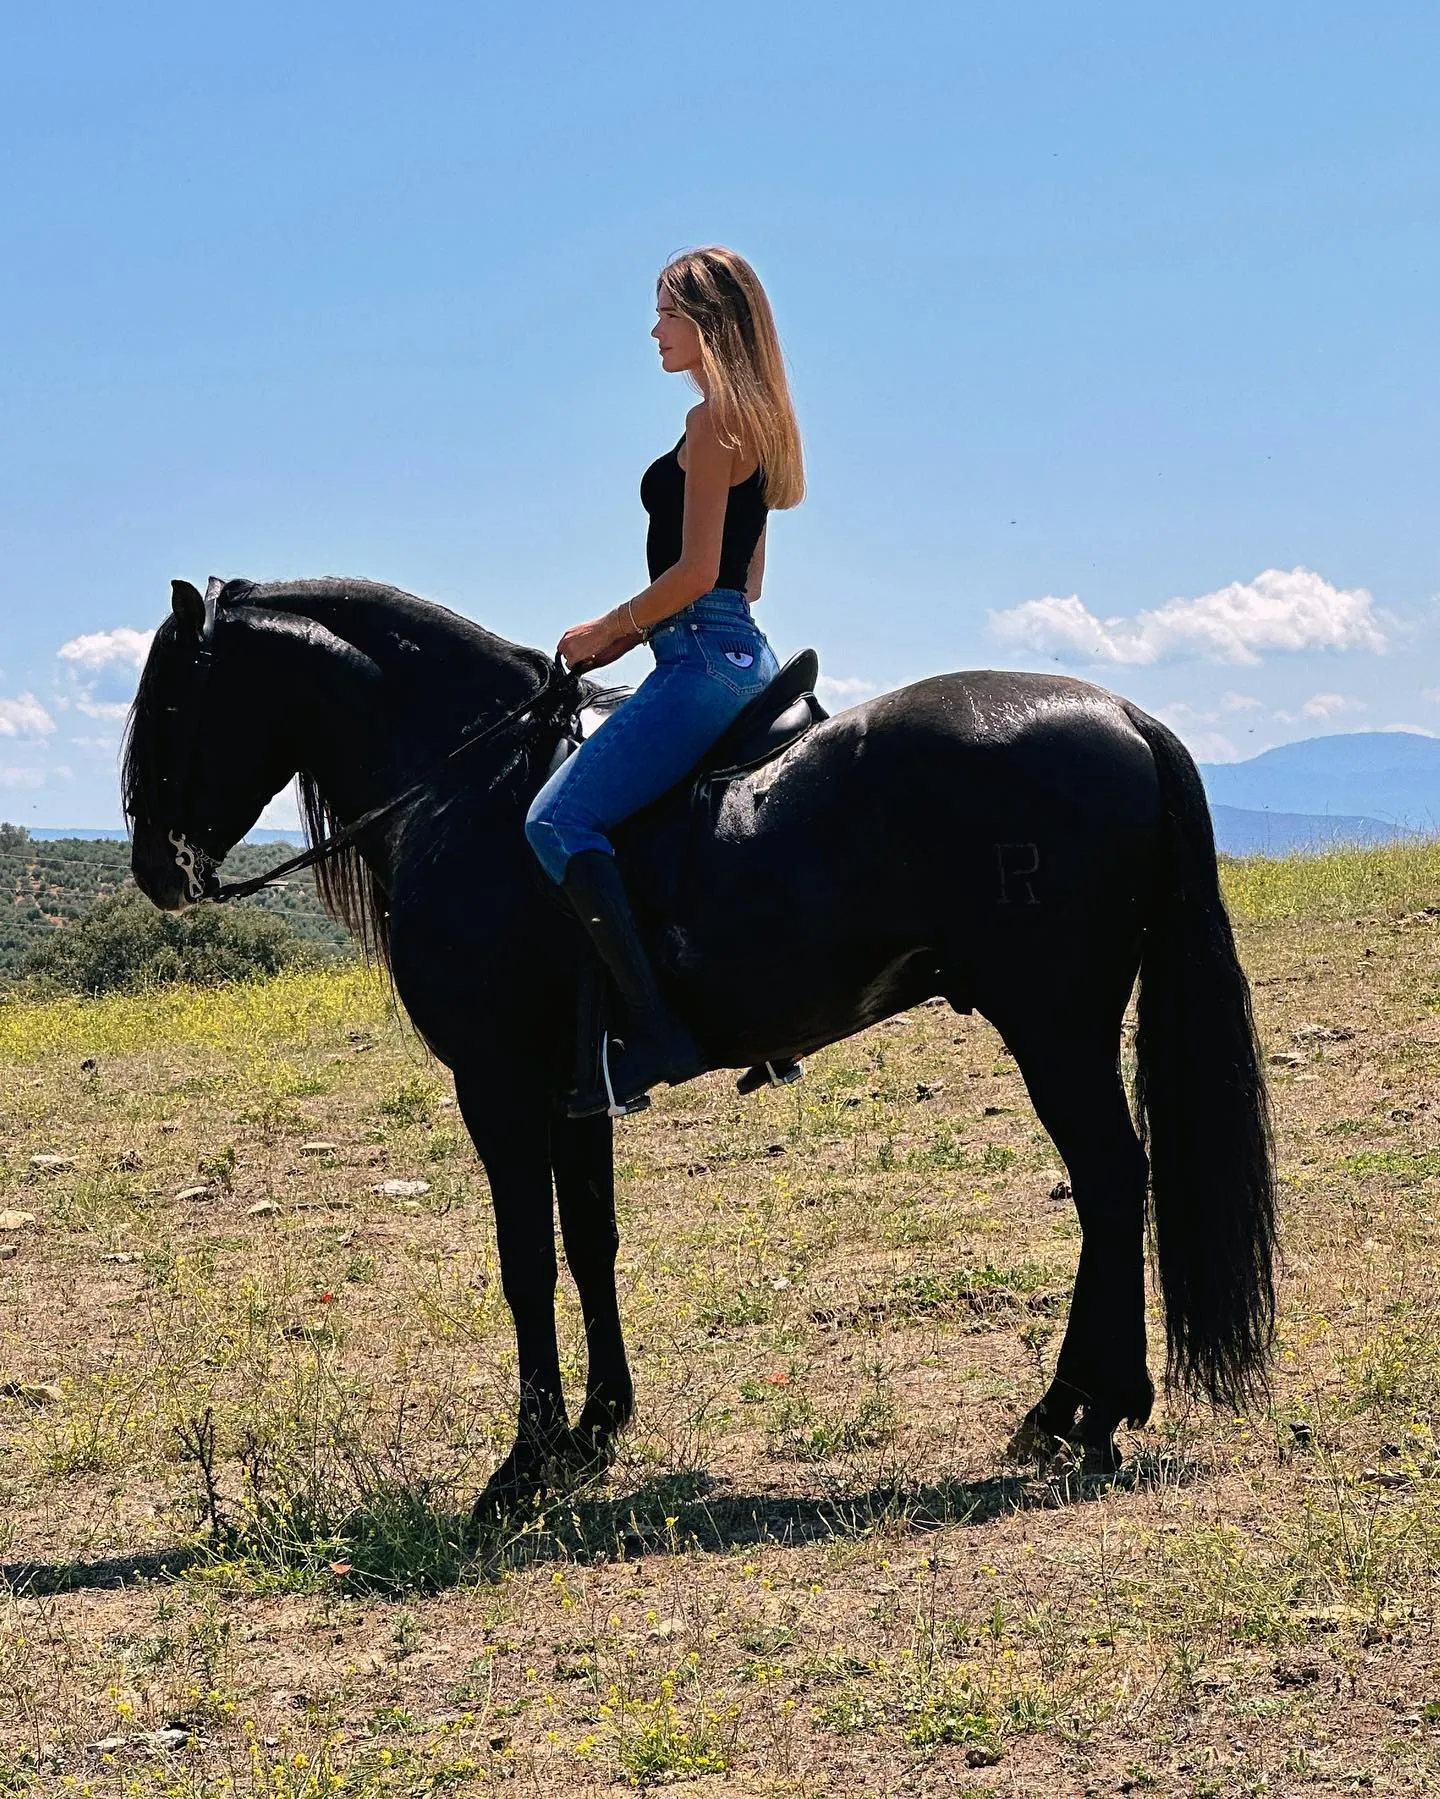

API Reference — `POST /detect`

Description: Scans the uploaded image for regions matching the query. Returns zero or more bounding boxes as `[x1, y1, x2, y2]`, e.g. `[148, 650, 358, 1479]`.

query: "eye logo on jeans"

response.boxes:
[724, 651, 755, 668]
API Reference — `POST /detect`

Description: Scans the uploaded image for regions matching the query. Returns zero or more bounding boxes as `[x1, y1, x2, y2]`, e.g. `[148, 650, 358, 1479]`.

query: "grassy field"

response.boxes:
[2, 844, 1439, 1795]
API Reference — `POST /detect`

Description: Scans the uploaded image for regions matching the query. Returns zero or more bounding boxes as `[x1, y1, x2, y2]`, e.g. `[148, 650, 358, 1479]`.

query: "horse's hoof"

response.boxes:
[470, 1416, 622, 1532]
[565, 1429, 619, 1485]
[1069, 1407, 1125, 1478]
[470, 1469, 546, 1532]
[1006, 1408, 1053, 1463]
[1007, 1392, 1080, 1465]
[1079, 1434, 1123, 1478]
[1008, 1403, 1065, 1460]
[1121, 1374, 1156, 1431]
[573, 1386, 633, 1450]
[470, 1437, 568, 1530]
[570, 1405, 628, 1477]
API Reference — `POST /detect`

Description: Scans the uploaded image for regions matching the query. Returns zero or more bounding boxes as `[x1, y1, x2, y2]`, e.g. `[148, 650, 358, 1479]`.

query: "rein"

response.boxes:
[167, 633, 583, 905]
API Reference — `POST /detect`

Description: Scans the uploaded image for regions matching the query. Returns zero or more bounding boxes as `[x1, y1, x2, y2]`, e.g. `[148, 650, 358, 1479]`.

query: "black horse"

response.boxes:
[123, 575, 1277, 1502]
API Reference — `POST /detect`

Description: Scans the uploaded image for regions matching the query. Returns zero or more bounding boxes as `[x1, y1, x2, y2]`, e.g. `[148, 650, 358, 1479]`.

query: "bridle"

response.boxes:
[158, 580, 585, 906]
[161, 578, 222, 901]
[167, 830, 214, 903]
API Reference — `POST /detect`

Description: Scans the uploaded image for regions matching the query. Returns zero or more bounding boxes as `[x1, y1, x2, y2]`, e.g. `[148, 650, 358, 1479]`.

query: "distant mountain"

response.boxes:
[1209, 805, 1403, 858]
[1200, 732, 1440, 833]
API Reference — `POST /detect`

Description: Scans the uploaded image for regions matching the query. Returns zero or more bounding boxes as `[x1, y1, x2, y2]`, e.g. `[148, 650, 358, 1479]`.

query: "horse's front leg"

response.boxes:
[551, 1110, 633, 1465]
[455, 1069, 573, 1512]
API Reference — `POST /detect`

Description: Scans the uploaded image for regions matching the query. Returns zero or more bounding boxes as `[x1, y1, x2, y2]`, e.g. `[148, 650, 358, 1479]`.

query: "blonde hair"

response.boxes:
[659, 246, 805, 511]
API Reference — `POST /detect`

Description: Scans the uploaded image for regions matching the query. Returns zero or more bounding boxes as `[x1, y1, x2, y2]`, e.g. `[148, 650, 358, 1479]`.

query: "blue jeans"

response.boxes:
[525, 588, 780, 883]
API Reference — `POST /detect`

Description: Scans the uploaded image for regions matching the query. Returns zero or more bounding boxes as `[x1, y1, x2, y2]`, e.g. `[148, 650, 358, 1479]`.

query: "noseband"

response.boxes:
[168, 828, 216, 903]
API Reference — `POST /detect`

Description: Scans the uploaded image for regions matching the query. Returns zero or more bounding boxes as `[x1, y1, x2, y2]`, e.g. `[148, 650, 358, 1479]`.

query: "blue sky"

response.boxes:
[2, 1, 1437, 826]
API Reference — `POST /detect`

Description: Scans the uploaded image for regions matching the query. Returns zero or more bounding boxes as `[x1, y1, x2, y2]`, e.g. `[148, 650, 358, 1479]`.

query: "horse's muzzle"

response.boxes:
[130, 822, 209, 909]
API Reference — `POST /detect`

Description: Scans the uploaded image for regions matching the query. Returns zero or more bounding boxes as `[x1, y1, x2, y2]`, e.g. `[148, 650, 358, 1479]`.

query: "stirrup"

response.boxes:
[599, 1030, 651, 1119]
[737, 1058, 804, 1097]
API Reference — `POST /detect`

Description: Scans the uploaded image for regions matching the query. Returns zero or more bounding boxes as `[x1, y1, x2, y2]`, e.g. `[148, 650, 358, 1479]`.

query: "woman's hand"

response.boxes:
[557, 609, 641, 673]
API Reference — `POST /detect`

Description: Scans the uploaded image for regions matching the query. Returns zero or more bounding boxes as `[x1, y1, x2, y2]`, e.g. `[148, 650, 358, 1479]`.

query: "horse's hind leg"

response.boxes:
[999, 1015, 1153, 1471]
[551, 1111, 634, 1463]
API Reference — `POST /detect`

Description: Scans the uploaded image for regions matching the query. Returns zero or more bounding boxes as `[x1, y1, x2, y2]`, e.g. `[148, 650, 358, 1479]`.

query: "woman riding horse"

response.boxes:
[525, 246, 804, 1117]
[122, 246, 1277, 1499]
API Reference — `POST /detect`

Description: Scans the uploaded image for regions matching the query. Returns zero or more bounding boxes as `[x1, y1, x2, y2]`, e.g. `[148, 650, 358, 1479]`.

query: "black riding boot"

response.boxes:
[561, 850, 705, 1117]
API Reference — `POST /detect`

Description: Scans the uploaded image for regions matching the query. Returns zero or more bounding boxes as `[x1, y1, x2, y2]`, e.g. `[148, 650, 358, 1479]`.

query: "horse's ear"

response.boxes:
[171, 580, 206, 637]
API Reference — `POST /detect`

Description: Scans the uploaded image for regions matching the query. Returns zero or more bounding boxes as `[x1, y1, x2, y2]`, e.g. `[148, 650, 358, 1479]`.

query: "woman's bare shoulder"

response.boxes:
[684, 401, 754, 474]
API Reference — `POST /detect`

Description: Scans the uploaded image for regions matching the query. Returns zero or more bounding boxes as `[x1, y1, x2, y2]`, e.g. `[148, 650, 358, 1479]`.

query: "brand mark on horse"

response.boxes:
[996, 842, 1041, 905]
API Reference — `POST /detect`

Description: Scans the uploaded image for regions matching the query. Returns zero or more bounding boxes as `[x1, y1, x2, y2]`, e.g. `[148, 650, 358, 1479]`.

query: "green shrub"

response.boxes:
[20, 889, 314, 994]
[0, 824, 354, 976]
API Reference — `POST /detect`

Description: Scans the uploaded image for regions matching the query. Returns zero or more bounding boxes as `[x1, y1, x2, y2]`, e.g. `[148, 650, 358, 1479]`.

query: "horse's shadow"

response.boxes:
[0, 1451, 1195, 1599]
[478, 1447, 1194, 1577]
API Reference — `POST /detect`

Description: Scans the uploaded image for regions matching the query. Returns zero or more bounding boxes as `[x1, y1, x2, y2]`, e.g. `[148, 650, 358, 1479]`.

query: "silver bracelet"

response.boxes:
[623, 598, 645, 640]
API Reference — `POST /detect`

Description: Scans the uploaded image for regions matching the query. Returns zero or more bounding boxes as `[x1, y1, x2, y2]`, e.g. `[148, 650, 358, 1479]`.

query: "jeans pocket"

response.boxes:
[698, 629, 776, 695]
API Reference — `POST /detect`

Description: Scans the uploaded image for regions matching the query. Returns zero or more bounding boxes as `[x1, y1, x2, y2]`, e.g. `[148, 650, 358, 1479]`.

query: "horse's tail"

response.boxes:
[1125, 705, 1278, 1409]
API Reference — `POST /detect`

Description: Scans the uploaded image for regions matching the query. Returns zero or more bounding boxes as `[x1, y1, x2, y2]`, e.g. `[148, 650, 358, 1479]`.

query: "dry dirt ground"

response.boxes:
[1, 886, 1439, 1795]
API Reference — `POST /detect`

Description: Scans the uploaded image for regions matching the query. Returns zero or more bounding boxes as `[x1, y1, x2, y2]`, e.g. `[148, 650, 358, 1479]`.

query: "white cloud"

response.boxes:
[1155, 702, 1249, 763]
[0, 694, 55, 738]
[1275, 693, 1369, 725]
[988, 567, 1386, 667]
[0, 765, 47, 789]
[816, 674, 878, 709]
[1299, 692, 1364, 720]
[1422, 688, 1440, 703]
[1160, 693, 1264, 732]
[1183, 731, 1241, 763]
[1378, 723, 1439, 737]
[57, 626, 154, 672]
[990, 593, 1116, 662]
[258, 788, 303, 833]
[1159, 700, 1220, 728]
[54, 627, 151, 750]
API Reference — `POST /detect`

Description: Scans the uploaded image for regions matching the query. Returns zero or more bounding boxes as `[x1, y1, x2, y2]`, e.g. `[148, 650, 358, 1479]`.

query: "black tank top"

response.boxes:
[640, 436, 768, 591]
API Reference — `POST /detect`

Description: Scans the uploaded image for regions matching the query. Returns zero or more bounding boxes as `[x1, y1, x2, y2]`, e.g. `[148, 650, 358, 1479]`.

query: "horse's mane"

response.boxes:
[296, 770, 394, 968]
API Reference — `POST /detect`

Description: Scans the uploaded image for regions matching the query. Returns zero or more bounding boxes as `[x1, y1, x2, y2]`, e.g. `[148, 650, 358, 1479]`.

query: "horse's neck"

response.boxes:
[258, 592, 540, 845]
[252, 581, 536, 692]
